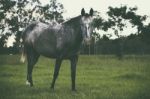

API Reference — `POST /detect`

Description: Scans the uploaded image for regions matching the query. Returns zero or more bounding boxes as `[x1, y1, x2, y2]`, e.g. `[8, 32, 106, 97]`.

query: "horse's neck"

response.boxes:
[59, 23, 82, 52]
[65, 23, 82, 40]
[62, 16, 83, 46]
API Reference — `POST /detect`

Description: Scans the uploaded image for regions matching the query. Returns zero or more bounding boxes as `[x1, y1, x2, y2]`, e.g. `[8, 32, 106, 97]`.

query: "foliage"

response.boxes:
[38, 0, 64, 23]
[106, 6, 147, 37]
[140, 24, 150, 44]
[81, 34, 150, 55]
[93, 5, 148, 38]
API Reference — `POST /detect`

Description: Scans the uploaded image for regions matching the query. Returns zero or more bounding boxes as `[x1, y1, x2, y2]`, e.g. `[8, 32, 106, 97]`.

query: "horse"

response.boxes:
[21, 8, 94, 91]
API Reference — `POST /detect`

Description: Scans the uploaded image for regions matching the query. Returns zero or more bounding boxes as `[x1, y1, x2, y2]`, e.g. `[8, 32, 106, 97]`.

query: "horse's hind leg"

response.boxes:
[26, 49, 39, 87]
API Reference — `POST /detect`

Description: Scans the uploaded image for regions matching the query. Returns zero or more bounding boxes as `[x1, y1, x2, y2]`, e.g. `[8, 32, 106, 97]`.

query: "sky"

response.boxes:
[42, 0, 150, 18]
[6, 0, 150, 47]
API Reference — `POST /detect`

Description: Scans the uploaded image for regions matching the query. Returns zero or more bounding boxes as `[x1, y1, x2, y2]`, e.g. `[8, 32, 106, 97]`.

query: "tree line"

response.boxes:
[81, 6, 150, 58]
[0, 0, 150, 57]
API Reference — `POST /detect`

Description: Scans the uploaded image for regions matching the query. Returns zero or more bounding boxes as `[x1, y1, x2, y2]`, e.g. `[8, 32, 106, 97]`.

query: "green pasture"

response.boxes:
[0, 55, 150, 99]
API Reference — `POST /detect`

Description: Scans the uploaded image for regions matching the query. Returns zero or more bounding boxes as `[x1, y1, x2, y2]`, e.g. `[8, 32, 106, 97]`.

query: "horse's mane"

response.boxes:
[63, 15, 81, 26]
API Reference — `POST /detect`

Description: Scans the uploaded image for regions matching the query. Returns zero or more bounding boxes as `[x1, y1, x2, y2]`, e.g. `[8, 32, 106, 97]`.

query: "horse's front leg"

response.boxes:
[51, 58, 62, 90]
[70, 55, 78, 91]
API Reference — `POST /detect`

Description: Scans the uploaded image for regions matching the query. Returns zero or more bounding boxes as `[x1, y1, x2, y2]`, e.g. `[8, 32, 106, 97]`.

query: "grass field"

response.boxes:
[0, 55, 150, 99]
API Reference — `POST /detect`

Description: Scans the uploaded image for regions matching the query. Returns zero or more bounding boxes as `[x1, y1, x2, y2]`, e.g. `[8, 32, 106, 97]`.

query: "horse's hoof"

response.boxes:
[26, 81, 30, 86]
[72, 89, 77, 92]
[26, 81, 33, 87]
[50, 87, 55, 92]
[72, 89, 78, 95]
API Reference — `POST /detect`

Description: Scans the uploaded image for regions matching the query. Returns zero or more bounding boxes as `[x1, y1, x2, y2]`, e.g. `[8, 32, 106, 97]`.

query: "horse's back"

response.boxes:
[22, 22, 49, 43]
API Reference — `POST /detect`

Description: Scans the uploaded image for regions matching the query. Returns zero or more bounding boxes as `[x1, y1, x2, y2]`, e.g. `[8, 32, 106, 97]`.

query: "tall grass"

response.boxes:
[0, 55, 150, 99]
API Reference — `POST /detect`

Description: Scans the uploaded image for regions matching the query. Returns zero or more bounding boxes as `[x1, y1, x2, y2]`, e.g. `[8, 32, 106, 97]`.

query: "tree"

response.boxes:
[105, 6, 147, 58]
[38, 0, 64, 23]
[92, 5, 148, 57]
[140, 24, 150, 45]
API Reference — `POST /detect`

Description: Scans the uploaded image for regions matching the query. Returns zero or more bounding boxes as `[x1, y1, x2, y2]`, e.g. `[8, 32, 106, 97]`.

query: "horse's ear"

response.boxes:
[81, 8, 85, 16]
[89, 8, 94, 16]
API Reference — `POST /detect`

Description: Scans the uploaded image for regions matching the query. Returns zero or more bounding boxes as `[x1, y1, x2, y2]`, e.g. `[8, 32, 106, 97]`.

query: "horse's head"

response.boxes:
[80, 8, 94, 45]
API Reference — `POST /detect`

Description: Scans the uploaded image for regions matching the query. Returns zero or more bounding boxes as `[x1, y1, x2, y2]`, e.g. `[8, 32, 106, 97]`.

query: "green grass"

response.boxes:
[0, 55, 150, 99]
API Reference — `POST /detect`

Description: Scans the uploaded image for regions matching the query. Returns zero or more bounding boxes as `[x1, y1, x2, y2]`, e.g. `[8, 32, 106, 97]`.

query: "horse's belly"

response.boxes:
[34, 41, 57, 57]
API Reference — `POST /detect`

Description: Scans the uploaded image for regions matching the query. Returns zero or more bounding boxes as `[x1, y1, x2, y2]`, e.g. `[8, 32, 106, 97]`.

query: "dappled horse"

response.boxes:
[21, 8, 94, 91]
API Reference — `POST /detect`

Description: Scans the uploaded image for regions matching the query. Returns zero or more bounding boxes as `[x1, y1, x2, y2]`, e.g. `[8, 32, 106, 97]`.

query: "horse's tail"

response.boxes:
[20, 44, 26, 63]
[20, 22, 37, 63]
[20, 28, 26, 63]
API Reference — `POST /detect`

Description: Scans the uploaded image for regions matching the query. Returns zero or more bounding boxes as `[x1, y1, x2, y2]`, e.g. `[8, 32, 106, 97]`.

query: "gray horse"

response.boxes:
[21, 8, 94, 91]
